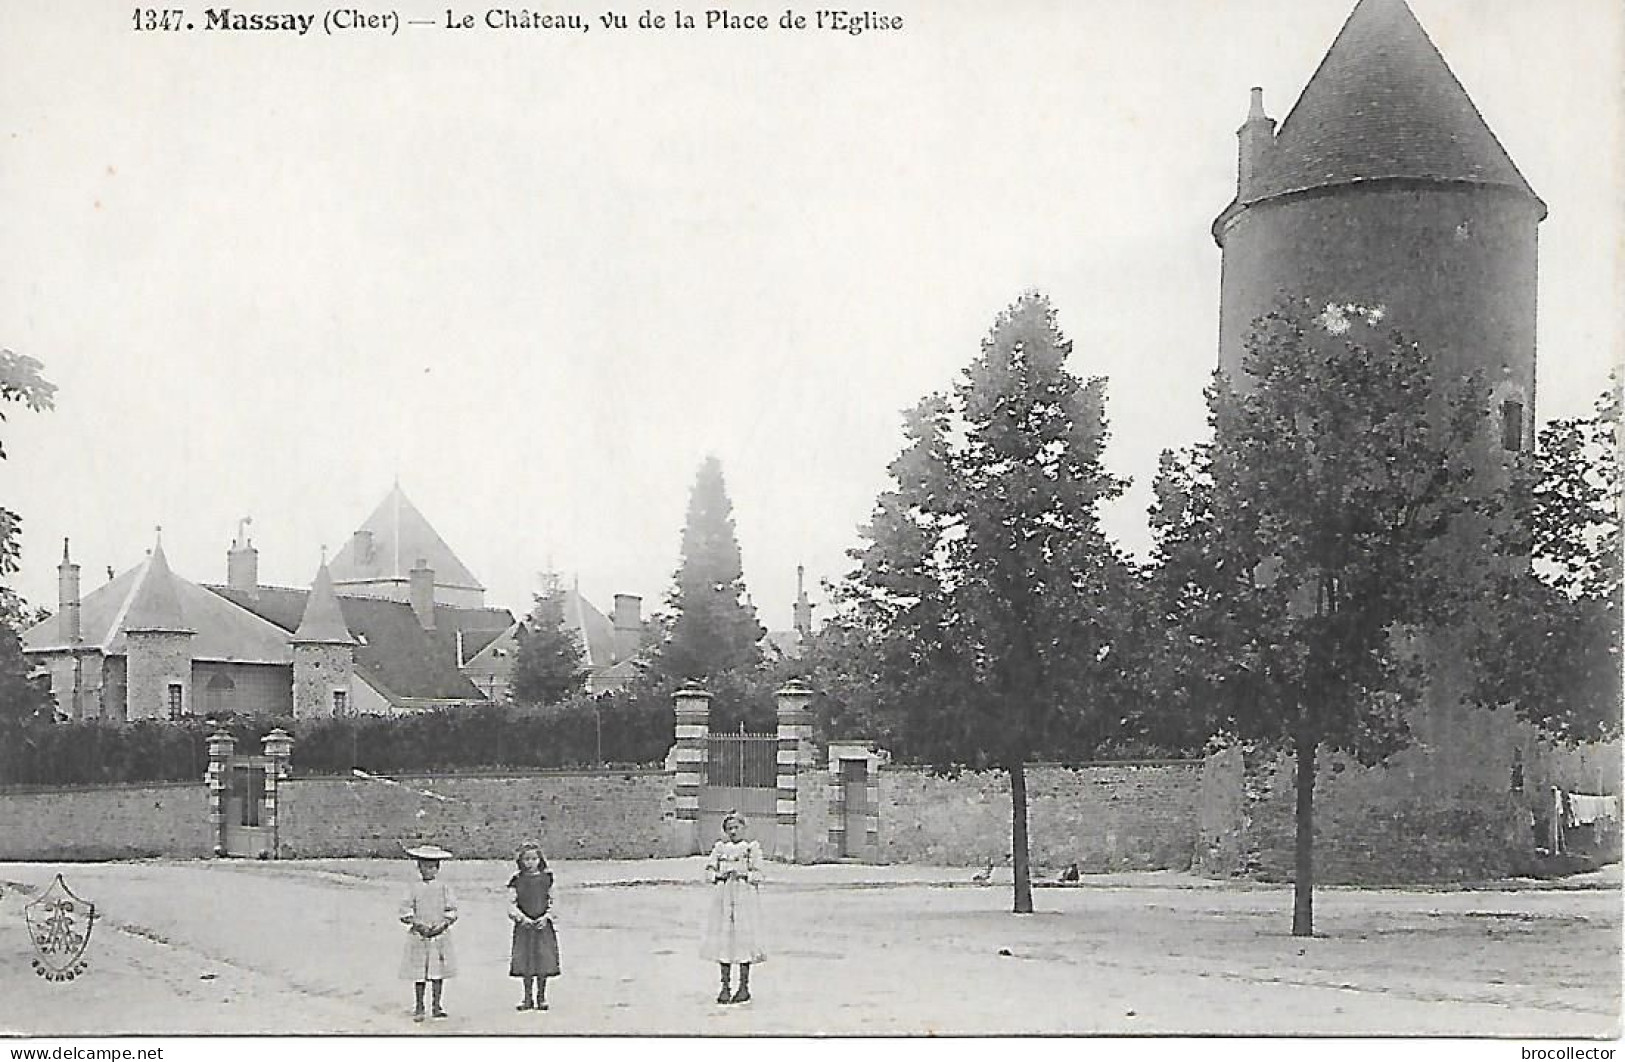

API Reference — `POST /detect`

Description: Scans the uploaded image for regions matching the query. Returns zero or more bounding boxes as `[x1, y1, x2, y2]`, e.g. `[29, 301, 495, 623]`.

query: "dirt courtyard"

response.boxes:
[0, 858, 1617, 1038]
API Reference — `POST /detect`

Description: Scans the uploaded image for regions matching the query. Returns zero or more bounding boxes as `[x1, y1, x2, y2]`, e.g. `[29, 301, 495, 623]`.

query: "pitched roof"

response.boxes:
[563, 586, 620, 668]
[293, 563, 355, 645]
[1240, 0, 1543, 211]
[123, 541, 191, 633]
[209, 584, 513, 704]
[23, 555, 292, 664]
[327, 484, 485, 592]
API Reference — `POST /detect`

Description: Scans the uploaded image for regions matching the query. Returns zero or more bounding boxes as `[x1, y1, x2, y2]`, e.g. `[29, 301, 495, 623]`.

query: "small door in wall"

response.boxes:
[840, 759, 868, 858]
[223, 764, 270, 858]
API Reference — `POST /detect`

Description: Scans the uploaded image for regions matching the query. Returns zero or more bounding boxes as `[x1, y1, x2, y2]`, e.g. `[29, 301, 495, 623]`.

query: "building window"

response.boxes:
[167, 683, 185, 719]
[332, 689, 348, 716]
[1501, 399, 1524, 452]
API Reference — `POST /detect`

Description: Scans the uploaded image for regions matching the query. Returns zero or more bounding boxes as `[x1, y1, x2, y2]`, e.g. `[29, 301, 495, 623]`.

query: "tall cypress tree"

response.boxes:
[658, 456, 765, 683]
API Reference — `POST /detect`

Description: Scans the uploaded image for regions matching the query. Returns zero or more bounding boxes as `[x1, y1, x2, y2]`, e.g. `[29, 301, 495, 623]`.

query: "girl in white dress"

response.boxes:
[701, 811, 765, 1003]
[399, 844, 458, 1022]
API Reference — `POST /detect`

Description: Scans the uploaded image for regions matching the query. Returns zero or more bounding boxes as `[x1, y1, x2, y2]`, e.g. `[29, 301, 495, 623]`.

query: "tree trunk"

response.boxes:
[1291, 709, 1316, 937]
[1008, 757, 1033, 914]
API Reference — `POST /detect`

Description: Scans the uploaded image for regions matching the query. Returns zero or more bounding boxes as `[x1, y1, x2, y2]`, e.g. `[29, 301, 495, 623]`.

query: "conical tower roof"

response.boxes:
[327, 484, 484, 592]
[1243, 0, 1543, 212]
[294, 562, 355, 645]
[124, 537, 193, 633]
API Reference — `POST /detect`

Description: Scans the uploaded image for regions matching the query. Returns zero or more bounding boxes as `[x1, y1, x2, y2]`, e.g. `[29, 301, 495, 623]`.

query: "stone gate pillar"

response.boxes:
[261, 728, 294, 859]
[204, 730, 237, 857]
[774, 679, 815, 862]
[671, 682, 711, 856]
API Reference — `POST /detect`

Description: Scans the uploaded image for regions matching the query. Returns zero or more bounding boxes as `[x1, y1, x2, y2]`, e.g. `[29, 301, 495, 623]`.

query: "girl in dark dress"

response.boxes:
[508, 841, 561, 1011]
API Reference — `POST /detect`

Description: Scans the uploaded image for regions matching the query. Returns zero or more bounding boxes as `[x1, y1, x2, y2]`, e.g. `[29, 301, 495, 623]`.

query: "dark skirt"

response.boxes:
[510, 920, 561, 978]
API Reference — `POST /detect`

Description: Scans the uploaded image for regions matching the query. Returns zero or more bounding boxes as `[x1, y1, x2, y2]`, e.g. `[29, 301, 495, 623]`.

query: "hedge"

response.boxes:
[0, 694, 674, 787]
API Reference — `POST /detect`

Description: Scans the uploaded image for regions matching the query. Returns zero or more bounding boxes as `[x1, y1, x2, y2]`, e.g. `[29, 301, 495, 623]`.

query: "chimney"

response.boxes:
[58, 538, 81, 644]
[409, 558, 436, 630]
[352, 528, 376, 565]
[612, 593, 642, 663]
[227, 516, 258, 593]
[793, 565, 813, 640]
[1236, 87, 1277, 199]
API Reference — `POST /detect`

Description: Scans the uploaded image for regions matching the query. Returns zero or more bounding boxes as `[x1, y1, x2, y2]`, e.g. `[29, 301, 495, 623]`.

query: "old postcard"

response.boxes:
[0, 0, 1619, 1050]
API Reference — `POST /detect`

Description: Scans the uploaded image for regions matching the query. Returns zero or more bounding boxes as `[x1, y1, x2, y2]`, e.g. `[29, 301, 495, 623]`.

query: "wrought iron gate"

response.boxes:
[698, 732, 778, 842]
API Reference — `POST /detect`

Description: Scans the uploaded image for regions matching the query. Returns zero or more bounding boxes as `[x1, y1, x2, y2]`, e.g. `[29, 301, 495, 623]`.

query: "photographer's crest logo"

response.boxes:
[25, 874, 95, 981]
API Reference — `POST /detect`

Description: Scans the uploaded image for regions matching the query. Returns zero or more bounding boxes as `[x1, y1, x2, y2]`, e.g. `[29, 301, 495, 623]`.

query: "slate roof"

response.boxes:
[209, 584, 513, 704]
[563, 586, 620, 668]
[1233, 0, 1542, 211]
[293, 563, 355, 645]
[122, 542, 191, 633]
[327, 484, 486, 593]
[24, 554, 292, 664]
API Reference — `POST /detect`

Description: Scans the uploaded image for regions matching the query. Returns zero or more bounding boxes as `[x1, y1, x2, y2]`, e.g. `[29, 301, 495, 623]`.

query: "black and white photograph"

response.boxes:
[0, 0, 1619, 1047]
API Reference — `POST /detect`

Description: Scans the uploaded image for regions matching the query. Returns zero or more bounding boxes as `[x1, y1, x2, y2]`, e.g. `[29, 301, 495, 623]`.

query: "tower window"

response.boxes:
[167, 683, 185, 719]
[1500, 399, 1525, 452]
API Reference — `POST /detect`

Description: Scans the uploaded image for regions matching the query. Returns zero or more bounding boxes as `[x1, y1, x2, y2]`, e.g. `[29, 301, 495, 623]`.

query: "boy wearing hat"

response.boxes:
[400, 844, 458, 1022]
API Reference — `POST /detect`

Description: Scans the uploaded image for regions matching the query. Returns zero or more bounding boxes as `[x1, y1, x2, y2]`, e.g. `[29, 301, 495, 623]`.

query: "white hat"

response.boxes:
[404, 844, 453, 861]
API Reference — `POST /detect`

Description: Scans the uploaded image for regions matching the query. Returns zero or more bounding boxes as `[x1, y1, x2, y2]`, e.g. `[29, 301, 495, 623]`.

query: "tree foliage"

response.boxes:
[510, 574, 587, 706]
[0, 349, 56, 723]
[1470, 382, 1622, 741]
[1147, 301, 1505, 934]
[656, 456, 765, 683]
[839, 291, 1135, 912]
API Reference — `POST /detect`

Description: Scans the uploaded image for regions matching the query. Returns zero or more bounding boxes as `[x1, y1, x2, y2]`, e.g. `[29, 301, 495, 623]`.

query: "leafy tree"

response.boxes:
[1470, 382, 1621, 741]
[791, 617, 903, 751]
[840, 291, 1134, 913]
[0, 350, 56, 723]
[510, 574, 587, 706]
[656, 456, 765, 683]
[1148, 301, 1503, 935]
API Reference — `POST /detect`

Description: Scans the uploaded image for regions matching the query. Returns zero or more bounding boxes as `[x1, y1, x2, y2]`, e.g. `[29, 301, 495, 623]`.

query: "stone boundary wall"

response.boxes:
[875, 761, 1204, 871]
[278, 769, 677, 859]
[1195, 715, 1622, 885]
[0, 781, 209, 861]
[1196, 744, 1566, 885]
[0, 769, 677, 862]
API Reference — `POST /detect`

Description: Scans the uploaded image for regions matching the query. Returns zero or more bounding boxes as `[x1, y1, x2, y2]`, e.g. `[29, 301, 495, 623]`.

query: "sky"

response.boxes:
[2, 0, 1621, 633]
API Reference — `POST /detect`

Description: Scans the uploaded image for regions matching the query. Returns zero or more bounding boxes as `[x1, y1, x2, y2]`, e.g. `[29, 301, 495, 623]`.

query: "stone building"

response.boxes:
[1215, 0, 1543, 452]
[23, 485, 646, 718]
[1196, 0, 1618, 880]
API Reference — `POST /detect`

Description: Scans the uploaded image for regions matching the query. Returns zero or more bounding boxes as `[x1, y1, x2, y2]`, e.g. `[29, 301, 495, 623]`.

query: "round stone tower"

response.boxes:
[1214, 0, 1546, 447]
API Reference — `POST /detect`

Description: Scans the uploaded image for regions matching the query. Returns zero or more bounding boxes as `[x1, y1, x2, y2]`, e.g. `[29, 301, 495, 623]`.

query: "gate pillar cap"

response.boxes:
[261, 728, 294, 761]
[776, 678, 813, 699]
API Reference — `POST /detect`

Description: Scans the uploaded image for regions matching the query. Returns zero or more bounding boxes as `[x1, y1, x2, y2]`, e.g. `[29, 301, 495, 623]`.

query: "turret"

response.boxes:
[124, 530, 195, 720]
[292, 558, 356, 719]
